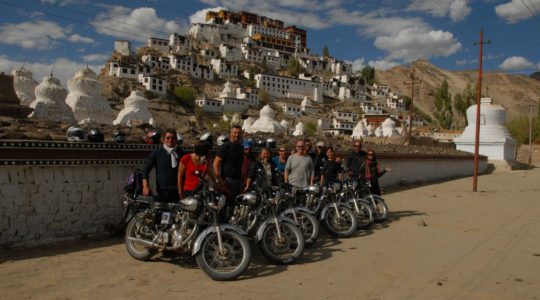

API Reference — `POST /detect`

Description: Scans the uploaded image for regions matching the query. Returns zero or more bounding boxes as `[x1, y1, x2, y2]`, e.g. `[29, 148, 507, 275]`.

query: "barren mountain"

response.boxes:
[376, 60, 540, 121]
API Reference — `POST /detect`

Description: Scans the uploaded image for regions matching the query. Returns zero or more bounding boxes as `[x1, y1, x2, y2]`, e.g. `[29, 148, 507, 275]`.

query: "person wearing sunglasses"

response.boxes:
[361, 150, 391, 195]
[346, 139, 367, 180]
[142, 128, 185, 202]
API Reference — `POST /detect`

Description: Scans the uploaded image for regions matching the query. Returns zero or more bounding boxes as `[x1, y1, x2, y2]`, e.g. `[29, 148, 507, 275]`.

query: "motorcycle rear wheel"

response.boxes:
[324, 206, 358, 238]
[351, 200, 374, 229]
[196, 230, 251, 281]
[259, 222, 304, 264]
[125, 213, 157, 261]
[282, 210, 319, 247]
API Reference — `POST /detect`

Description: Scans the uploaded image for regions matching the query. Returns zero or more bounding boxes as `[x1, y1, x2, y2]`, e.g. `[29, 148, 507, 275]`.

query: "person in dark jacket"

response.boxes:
[361, 150, 391, 195]
[244, 148, 277, 191]
[320, 146, 343, 186]
[213, 125, 244, 199]
[313, 141, 327, 182]
[346, 140, 367, 180]
[142, 128, 184, 202]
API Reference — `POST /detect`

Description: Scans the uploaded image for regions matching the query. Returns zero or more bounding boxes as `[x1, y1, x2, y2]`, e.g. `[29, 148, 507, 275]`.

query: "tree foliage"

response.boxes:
[288, 57, 301, 77]
[506, 112, 540, 145]
[305, 121, 317, 136]
[361, 65, 375, 85]
[433, 80, 454, 129]
[173, 86, 196, 109]
[322, 45, 330, 57]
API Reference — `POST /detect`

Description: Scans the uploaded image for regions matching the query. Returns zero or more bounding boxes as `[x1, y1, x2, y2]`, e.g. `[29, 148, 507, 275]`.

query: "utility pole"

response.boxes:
[404, 71, 421, 144]
[528, 99, 539, 168]
[472, 29, 490, 192]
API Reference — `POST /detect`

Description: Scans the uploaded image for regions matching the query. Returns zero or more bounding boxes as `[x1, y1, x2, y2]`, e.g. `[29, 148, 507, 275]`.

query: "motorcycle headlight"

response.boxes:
[217, 195, 226, 209]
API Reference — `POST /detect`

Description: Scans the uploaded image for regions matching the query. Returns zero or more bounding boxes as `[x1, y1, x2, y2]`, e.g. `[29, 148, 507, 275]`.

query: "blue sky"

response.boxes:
[1, 0, 539, 86]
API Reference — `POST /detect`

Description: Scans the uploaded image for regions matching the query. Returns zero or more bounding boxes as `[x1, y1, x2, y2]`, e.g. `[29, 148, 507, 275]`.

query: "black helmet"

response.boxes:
[266, 138, 276, 148]
[113, 130, 126, 143]
[66, 125, 85, 142]
[256, 139, 265, 148]
[199, 132, 213, 147]
[87, 128, 104, 143]
[217, 134, 229, 146]
[145, 130, 161, 145]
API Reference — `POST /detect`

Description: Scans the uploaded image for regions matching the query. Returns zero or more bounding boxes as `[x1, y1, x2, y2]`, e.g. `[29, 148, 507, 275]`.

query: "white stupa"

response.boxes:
[242, 117, 255, 132]
[352, 119, 367, 138]
[231, 112, 241, 126]
[248, 105, 285, 134]
[113, 90, 153, 126]
[382, 118, 399, 137]
[28, 76, 75, 123]
[374, 126, 383, 137]
[293, 121, 305, 136]
[280, 119, 290, 130]
[222, 114, 230, 122]
[367, 124, 374, 136]
[12, 67, 38, 106]
[65, 68, 113, 124]
[454, 97, 517, 161]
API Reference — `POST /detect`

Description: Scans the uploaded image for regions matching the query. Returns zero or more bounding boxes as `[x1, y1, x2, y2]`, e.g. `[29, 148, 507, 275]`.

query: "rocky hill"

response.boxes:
[376, 60, 540, 123]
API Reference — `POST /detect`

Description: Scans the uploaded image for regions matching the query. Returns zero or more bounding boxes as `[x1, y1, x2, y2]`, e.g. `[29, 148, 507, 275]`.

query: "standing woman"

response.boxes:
[178, 142, 212, 199]
[362, 150, 391, 195]
[320, 146, 343, 186]
[245, 148, 277, 192]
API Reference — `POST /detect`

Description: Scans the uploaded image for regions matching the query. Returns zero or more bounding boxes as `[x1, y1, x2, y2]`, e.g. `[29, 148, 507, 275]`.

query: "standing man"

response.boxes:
[213, 125, 244, 198]
[312, 141, 327, 182]
[346, 139, 367, 180]
[241, 140, 255, 189]
[142, 128, 184, 202]
[284, 139, 314, 191]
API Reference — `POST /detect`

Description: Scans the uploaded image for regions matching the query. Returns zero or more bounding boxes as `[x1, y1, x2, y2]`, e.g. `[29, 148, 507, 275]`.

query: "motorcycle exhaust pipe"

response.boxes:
[127, 236, 155, 248]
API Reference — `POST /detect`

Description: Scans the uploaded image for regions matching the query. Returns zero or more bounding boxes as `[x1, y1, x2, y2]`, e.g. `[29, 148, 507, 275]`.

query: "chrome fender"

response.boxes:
[255, 216, 298, 242]
[192, 224, 247, 256]
[319, 203, 350, 221]
[281, 206, 316, 217]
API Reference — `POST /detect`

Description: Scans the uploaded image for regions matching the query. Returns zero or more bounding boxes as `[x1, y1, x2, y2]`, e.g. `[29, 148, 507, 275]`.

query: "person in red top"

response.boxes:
[177, 142, 212, 199]
[361, 150, 391, 195]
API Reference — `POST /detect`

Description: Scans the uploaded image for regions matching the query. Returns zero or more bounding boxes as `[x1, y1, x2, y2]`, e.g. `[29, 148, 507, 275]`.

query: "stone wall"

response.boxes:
[0, 165, 136, 247]
[0, 155, 487, 247]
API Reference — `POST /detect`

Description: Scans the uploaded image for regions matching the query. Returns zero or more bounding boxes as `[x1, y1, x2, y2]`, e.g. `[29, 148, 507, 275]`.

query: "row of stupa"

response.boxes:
[12, 67, 153, 126]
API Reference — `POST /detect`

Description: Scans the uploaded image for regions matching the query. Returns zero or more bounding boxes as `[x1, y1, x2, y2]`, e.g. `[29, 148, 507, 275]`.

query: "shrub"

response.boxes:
[173, 86, 196, 109]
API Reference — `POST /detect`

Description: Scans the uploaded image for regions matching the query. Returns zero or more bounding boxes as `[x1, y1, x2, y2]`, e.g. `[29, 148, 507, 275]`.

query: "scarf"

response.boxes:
[163, 145, 178, 168]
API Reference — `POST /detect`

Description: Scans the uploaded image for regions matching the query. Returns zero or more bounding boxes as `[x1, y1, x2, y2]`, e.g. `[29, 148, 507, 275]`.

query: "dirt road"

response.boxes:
[1, 167, 540, 300]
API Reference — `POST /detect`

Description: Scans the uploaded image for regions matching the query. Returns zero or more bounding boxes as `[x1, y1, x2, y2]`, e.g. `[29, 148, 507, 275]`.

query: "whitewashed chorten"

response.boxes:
[248, 105, 285, 134]
[352, 120, 367, 138]
[454, 97, 516, 161]
[29, 76, 75, 123]
[375, 126, 383, 137]
[382, 118, 399, 137]
[12, 67, 38, 106]
[113, 90, 153, 126]
[293, 121, 305, 136]
[242, 117, 255, 132]
[65, 68, 113, 124]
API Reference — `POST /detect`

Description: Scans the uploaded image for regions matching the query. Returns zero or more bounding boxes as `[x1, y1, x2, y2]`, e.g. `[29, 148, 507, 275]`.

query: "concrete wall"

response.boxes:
[0, 154, 486, 247]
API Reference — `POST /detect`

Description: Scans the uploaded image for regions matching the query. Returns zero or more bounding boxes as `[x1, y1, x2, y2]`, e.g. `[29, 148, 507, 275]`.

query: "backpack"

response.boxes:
[124, 169, 143, 199]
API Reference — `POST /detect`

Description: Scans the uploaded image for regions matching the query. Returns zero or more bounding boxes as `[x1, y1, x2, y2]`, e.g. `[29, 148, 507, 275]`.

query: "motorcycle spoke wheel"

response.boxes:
[259, 222, 304, 264]
[373, 198, 389, 222]
[196, 231, 251, 281]
[324, 206, 357, 238]
[292, 211, 319, 247]
[125, 213, 156, 261]
[352, 201, 374, 229]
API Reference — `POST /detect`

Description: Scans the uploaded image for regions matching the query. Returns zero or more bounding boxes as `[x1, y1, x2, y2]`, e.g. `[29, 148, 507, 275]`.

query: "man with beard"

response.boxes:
[213, 125, 244, 198]
[142, 128, 184, 202]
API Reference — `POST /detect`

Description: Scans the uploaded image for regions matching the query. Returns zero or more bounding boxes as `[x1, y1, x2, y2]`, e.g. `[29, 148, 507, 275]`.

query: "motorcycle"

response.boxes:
[353, 180, 389, 223]
[231, 179, 305, 264]
[341, 179, 374, 229]
[122, 171, 251, 281]
[278, 184, 320, 247]
[316, 182, 358, 238]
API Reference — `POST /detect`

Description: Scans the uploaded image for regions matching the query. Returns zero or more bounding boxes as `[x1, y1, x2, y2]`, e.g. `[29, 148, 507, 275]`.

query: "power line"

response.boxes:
[519, 0, 540, 24]
[527, 0, 540, 15]
[0, 0, 151, 40]
[33, 0, 173, 37]
[136, 0, 193, 17]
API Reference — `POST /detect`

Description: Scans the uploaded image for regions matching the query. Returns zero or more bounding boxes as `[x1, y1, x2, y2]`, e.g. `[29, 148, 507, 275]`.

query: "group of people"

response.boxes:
[142, 126, 390, 203]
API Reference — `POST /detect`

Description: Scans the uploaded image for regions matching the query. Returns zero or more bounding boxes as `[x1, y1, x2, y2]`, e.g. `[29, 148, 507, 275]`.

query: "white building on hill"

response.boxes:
[114, 40, 132, 56]
[236, 87, 260, 107]
[147, 37, 170, 53]
[281, 103, 302, 117]
[211, 59, 238, 78]
[169, 33, 192, 50]
[371, 84, 390, 97]
[360, 101, 384, 115]
[196, 81, 249, 113]
[109, 62, 139, 79]
[333, 110, 359, 123]
[138, 74, 167, 96]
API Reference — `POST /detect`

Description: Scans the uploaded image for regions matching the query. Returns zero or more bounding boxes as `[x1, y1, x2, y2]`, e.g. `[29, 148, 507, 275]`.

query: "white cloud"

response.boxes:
[0, 57, 102, 88]
[81, 54, 109, 62]
[350, 58, 365, 72]
[0, 20, 67, 49]
[91, 6, 186, 42]
[495, 0, 540, 23]
[374, 28, 461, 62]
[68, 34, 95, 44]
[368, 59, 399, 71]
[190, 6, 228, 24]
[499, 56, 535, 70]
[407, 0, 472, 21]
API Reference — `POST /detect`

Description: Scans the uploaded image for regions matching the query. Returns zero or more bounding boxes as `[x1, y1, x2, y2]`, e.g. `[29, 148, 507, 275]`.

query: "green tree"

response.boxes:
[433, 80, 453, 129]
[322, 45, 330, 57]
[259, 89, 269, 106]
[361, 65, 375, 85]
[305, 121, 317, 136]
[173, 86, 196, 109]
[288, 57, 301, 77]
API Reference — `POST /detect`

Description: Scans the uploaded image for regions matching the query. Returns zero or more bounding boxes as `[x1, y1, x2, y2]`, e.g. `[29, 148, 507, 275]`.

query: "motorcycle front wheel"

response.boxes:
[351, 200, 374, 229]
[125, 212, 157, 261]
[282, 210, 319, 247]
[259, 222, 305, 264]
[372, 197, 389, 223]
[324, 205, 358, 238]
[196, 230, 251, 281]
